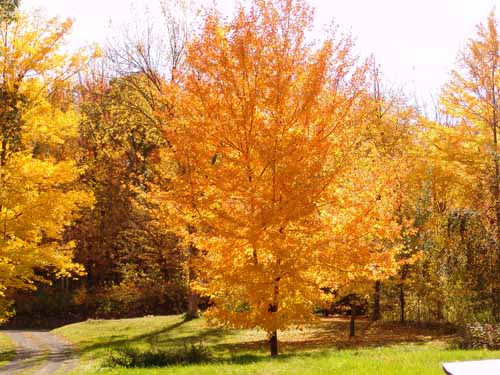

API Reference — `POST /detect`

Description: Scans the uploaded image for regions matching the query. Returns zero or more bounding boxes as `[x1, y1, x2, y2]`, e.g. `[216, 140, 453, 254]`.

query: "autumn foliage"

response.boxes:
[1, 0, 500, 358]
[152, 0, 401, 354]
[0, 12, 92, 320]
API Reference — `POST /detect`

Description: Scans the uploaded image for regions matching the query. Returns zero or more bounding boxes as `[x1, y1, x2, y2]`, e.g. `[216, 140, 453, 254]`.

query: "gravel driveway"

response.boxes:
[0, 330, 77, 375]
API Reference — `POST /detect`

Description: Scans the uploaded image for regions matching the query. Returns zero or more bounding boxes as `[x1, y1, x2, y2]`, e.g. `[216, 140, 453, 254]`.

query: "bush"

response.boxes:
[106, 342, 211, 368]
[94, 269, 188, 319]
[460, 322, 500, 349]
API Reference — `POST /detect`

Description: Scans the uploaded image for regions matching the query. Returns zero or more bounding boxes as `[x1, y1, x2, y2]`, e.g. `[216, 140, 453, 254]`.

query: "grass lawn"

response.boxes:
[0, 332, 15, 368]
[52, 315, 500, 375]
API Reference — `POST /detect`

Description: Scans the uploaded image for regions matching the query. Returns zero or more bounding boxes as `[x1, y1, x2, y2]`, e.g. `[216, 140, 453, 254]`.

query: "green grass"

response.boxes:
[0, 332, 15, 368]
[53, 315, 500, 375]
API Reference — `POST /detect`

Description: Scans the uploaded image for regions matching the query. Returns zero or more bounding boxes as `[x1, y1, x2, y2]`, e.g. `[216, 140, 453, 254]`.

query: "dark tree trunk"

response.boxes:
[399, 264, 409, 323]
[372, 280, 381, 321]
[268, 261, 281, 356]
[269, 330, 278, 356]
[436, 300, 444, 321]
[399, 283, 405, 323]
[185, 292, 199, 320]
[185, 243, 199, 320]
[350, 304, 356, 337]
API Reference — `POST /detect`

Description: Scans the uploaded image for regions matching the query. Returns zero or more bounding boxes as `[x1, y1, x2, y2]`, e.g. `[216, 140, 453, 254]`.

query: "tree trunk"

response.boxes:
[399, 264, 408, 323]
[268, 260, 281, 356]
[350, 304, 356, 337]
[269, 330, 278, 357]
[436, 300, 444, 321]
[399, 283, 405, 323]
[372, 280, 381, 321]
[185, 243, 199, 320]
[185, 292, 199, 320]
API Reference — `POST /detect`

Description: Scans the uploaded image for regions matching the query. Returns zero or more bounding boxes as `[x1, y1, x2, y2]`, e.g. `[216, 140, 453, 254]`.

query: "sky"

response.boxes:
[21, 0, 500, 106]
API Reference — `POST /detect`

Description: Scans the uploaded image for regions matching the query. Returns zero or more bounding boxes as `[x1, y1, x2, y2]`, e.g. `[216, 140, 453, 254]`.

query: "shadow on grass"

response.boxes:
[0, 349, 15, 363]
[66, 317, 459, 370]
[67, 318, 237, 361]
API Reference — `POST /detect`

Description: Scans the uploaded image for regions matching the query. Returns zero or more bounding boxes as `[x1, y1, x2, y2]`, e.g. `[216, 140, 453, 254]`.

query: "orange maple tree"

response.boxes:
[155, 0, 400, 355]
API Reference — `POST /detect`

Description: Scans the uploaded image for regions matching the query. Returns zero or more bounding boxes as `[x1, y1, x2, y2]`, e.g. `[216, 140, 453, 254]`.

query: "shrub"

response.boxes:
[106, 342, 211, 368]
[460, 322, 500, 349]
[94, 269, 188, 319]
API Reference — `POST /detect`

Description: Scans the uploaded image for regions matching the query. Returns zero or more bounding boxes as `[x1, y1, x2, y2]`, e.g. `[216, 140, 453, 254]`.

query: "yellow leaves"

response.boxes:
[0, 11, 85, 97]
[23, 98, 80, 147]
[0, 10, 92, 319]
[1, 153, 92, 237]
[90, 44, 104, 59]
[432, 11, 500, 214]
[214, 25, 227, 40]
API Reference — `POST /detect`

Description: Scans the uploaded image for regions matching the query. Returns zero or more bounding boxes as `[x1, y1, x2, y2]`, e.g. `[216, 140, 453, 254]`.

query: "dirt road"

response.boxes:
[0, 330, 77, 375]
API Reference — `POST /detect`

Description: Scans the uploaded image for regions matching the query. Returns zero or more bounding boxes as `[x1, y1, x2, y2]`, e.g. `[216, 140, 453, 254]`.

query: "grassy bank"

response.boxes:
[0, 332, 15, 368]
[53, 315, 500, 375]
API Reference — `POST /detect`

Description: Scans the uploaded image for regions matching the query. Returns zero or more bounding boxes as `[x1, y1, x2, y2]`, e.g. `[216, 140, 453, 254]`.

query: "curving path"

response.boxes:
[0, 330, 77, 375]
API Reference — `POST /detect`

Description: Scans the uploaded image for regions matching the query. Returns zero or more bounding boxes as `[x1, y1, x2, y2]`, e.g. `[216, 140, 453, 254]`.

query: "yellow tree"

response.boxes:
[156, 0, 400, 355]
[361, 63, 419, 322]
[439, 11, 500, 318]
[0, 11, 92, 320]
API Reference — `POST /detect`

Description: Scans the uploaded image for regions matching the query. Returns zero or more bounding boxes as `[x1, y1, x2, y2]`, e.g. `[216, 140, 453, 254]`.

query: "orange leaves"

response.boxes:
[156, 0, 401, 335]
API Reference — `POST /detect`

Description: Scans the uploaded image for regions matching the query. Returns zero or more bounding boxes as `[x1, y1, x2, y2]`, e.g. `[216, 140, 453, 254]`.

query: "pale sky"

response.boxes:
[21, 0, 500, 106]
